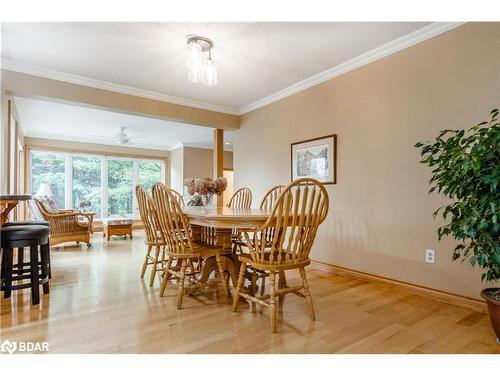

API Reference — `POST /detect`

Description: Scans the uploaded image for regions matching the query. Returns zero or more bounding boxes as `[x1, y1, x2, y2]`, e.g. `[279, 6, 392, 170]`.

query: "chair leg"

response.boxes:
[149, 246, 161, 287]
[40, 242, 50, 295]
[299, 267, 315, 321]
[232, 262, 246, 312]
[29, 245, 40, 305]
[140, 244, 152, 279]
[261, 273, 266, 296]
[176, 260, 187, 310]
[47, 239, 52, 279]
[17, 247, 24, 276]
[269, 271, 277, 333]
[278, 270, 286, 313]
[160, 257, 173, 297]
[215, 254, 229, 299]
[2, 248, 13, 299]
[250, 271, 258, 312]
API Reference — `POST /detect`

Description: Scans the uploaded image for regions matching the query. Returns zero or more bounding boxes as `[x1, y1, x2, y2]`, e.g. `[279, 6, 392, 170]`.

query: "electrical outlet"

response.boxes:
[426, 249, 435, 264]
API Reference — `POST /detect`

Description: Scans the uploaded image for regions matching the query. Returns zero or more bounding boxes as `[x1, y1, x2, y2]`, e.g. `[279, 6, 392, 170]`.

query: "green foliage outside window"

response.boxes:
[72, 156, 102, 218]
[31, 152, 65, 207]
[31, 152, 163, 218]
[108, 159, 133, 217]
[138, 161, 162, 192]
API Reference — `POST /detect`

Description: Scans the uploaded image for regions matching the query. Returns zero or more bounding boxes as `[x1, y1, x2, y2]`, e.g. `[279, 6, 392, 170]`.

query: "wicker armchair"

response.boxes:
[28, 198, 93, 247]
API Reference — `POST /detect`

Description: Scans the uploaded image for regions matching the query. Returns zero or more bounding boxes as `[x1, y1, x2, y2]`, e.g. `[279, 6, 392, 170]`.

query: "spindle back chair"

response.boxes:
[259, 185, 286, 210]
[232, 178, 329, 333]
[135, 185, 166, 286]
[227, 187, 252, 209]
[151, 183, 230, 309]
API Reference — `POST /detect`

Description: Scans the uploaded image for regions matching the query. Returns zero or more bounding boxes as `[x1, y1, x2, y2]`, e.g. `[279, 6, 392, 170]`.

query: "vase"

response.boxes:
[186, 193, 214, 207]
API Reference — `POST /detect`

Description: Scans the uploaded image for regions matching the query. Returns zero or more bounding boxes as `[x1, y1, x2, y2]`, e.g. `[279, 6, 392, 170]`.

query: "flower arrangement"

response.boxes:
[184, 177, 227, 206]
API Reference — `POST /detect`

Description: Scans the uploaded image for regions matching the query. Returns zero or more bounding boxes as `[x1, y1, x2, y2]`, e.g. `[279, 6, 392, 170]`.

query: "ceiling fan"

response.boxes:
[115, 126, 130, 145]
[87, 127, 144, 146]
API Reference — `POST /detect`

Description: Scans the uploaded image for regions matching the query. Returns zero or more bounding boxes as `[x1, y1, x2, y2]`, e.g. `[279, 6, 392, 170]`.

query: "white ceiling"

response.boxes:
[2, 22, 434, 113]
[13, 96, 233, 151]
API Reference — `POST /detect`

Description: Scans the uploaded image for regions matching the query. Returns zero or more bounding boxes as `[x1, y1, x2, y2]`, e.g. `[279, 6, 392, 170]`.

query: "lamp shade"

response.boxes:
[36, 183, 53, 197]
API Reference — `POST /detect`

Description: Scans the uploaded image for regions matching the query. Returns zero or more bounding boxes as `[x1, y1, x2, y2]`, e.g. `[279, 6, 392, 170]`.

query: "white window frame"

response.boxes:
[29, 150, 165, 219]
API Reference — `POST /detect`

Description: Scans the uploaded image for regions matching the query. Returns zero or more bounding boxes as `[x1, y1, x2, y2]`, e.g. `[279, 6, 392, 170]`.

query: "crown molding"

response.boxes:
[2, 22, 465, 117]
[239, 22, 465, 115]
[1, 59, 240, 116]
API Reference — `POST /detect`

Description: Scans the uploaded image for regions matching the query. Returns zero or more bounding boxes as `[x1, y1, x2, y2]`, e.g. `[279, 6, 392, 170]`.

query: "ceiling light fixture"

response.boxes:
[186, 36, 217, 86]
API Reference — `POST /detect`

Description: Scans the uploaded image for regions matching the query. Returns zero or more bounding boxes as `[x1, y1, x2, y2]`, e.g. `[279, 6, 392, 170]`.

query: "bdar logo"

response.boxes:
[0, 340, 17, 354]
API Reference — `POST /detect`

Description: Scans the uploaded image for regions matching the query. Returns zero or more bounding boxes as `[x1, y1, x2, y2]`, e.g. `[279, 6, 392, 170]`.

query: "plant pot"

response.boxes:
[481, 288, 500, 344]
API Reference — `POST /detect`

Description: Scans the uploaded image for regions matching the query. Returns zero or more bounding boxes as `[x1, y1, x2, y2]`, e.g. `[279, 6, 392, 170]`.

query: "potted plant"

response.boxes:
[415, 109, 499, 343]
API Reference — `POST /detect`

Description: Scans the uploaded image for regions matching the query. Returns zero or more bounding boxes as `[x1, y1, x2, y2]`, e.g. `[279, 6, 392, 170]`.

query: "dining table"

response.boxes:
[182, 206, 272, 287]
[0, 194, 33, 225]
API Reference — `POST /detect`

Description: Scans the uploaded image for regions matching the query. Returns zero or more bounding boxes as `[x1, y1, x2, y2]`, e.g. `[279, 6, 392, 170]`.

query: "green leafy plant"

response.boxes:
[415, 109, 500, 282]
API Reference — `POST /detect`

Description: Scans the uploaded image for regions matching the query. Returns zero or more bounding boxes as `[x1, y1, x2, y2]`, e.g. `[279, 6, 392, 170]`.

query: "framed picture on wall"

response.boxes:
[291, 134, 337, 184]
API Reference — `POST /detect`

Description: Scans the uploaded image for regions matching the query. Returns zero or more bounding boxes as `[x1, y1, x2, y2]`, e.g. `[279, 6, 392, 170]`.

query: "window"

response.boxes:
[31, 151, 66, 207]
[30, 150, 165, 218]
[72, 155, 102, 218]
[107, 159, 133, 217]
[138, 161, 162, 192]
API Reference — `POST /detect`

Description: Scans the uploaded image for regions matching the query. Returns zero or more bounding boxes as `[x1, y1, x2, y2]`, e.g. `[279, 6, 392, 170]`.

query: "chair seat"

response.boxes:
[1, 225, 50, 242]
[168, 243, 229, 258]
[238, 252, 310, 271]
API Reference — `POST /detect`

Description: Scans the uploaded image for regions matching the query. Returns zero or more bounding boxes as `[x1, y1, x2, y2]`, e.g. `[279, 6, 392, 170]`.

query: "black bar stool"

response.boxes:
[1, 225, 51, 305]
[2, 220, 51, 279]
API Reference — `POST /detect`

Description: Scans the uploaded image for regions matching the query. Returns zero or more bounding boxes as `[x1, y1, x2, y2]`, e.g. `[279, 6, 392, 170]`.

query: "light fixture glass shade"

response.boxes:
[202, 58, 217, 86]
[187, 41, 203, 82]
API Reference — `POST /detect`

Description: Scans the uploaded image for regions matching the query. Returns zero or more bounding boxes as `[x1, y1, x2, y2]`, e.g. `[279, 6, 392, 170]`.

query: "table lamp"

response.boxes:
[36, 183, 53, 197]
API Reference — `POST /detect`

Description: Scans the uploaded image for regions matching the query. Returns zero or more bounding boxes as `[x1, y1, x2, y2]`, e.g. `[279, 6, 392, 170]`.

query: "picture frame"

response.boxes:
[290, 134, 337, 184]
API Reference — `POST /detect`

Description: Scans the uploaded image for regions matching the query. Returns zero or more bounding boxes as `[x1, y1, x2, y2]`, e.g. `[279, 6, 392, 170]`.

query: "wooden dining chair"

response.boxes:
[232, 178, 329, 333]
[259, 185, 286, 210]
[152, 183, 185, 207]
[227, 187, 252, 209]
[152, 183, 230, 309]
[232, 184, 286, 291]
[135, 185, 167, 287]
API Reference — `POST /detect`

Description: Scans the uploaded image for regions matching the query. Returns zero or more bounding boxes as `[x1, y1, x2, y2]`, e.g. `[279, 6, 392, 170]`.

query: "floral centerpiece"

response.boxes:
[184, 177, 227, 206]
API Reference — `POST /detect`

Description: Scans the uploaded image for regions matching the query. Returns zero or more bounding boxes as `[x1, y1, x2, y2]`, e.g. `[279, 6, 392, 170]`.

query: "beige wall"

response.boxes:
[234, 23, 500, 299]
[168, 145, 233, 197]
[0, 89, 8, 194]
[170, 145, 233, 194]
[183, 146, 233, 179]
[1, 70, 240, 130]
[169, 146, 184, 193]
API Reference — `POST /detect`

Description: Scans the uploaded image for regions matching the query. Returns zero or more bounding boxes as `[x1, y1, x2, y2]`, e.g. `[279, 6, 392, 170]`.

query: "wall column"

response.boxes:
[213, 129, 224, 207]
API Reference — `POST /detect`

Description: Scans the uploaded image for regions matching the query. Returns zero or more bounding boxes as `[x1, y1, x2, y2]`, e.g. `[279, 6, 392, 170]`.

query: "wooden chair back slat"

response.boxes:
[152, 182, 185, 207]
[244, 178, 329, 266]
[152, 183, 193, 256]
[135, 185, 163, 243]
[228, 187, 252, 209]
[258, 185, 285, 244]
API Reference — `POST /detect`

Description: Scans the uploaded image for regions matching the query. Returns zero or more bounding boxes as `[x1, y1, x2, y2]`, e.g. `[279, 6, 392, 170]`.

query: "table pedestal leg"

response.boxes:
[196, 227, 240, 287]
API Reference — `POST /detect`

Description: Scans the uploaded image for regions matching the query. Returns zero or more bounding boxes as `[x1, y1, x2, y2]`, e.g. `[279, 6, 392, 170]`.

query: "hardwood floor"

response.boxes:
[1, 231, 498, 354]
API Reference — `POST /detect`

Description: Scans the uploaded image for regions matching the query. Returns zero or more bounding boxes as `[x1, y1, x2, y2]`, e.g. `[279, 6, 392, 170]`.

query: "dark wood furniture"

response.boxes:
[1, 224, 51, 305]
